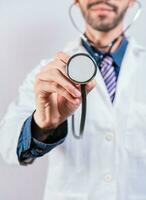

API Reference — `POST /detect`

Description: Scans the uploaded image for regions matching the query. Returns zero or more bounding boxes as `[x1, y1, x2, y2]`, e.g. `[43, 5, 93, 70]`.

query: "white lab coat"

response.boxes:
[0, 37, 146, 200]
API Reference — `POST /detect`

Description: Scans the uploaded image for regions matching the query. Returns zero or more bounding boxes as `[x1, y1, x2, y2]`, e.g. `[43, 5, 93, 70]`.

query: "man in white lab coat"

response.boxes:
[0, 0, 146, 199]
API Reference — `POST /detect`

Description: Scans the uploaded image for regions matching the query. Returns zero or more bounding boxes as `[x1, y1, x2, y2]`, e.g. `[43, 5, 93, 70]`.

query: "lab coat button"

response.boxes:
[105, 133, 113, 141]
[104, 174, 113, 183]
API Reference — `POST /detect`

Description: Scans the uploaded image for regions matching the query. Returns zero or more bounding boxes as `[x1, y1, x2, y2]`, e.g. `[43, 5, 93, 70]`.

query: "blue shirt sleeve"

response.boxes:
[17, 115, 67, 165]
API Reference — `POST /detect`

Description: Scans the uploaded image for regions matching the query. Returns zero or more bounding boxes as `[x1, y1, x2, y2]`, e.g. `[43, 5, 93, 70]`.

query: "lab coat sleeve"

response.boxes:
[0, 59, 50, 165]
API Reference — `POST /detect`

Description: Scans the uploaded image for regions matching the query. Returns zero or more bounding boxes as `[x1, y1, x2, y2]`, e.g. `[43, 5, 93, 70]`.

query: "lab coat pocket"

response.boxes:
[125, 102, 146, 157]
[124, 102, 146, 198]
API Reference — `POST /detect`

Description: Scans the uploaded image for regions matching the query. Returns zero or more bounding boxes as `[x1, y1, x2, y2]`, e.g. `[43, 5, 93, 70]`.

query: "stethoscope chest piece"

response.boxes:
[67, 53, 97, 84]
[66, 53, 97, 139]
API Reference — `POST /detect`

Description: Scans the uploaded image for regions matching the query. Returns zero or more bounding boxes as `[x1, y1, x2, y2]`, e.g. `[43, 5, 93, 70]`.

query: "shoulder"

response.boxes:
[63, 37, 82, 55]
[128, 37, 146, 56]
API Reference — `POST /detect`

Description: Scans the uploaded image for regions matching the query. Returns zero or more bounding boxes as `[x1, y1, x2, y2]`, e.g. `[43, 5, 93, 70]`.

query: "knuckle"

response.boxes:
[62, 89, 68, 97]
[66, 84, 75, 94]
[50, 68, 59, 76]
[56, 51, 65, 57]
[51, 81, 58, 89]
[55, 51, 70, 64]
[63, 83, 71, 90]
[35, 93, 46, 102]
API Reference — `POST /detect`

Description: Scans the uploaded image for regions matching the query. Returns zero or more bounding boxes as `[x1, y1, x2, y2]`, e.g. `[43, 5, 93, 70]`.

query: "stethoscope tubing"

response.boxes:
[67, 0, 142, 139]
[72, 84, 87, 139]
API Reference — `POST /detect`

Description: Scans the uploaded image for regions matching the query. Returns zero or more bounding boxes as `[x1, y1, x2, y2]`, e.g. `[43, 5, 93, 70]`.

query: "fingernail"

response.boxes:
[74, 89, 81, 97]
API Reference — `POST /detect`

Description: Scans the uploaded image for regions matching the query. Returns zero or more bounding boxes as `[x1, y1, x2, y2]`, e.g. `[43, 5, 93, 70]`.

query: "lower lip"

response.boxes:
[90, 7, 113, 14]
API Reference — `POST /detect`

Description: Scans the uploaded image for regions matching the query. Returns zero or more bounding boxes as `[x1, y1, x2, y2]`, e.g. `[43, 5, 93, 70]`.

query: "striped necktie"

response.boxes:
[100, 55, 117, 102]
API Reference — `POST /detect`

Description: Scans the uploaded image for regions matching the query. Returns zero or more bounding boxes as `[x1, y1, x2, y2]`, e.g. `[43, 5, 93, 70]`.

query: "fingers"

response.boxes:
[36, 67, 81, 98]
[42, 59, 68, 78]
[55, 51, 70, 65]
[42, 51, 70, 70]
[41, 51, 70, 78]
[35, 80, 80, 105]
[36, 51, 96, 107]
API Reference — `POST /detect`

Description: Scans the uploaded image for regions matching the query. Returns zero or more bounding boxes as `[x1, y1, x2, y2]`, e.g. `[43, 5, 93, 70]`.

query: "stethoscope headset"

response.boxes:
[66, 0, 142, 139]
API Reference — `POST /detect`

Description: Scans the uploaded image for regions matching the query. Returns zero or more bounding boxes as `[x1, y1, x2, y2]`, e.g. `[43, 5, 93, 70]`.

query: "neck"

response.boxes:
[85, 23, 124, 53]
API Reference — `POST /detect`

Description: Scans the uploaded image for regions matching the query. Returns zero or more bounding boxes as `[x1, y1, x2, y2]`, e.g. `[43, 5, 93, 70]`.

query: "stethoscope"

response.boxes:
[66, 1, 142, 139]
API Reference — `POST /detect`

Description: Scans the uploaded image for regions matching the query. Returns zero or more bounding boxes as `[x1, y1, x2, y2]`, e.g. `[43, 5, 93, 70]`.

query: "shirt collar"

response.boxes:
[82, 36, 128, 68]
[111, 37, 128, 67]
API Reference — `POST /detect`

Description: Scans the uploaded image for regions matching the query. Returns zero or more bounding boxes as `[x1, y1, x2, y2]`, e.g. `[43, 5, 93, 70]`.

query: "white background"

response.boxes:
[0, 0, 146, 199]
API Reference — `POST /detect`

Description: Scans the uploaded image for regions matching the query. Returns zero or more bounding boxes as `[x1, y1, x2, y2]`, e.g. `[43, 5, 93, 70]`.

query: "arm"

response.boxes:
[0, 52, 95, 165]
[16, 52, 82, 165]
[17, 51, 96, 165]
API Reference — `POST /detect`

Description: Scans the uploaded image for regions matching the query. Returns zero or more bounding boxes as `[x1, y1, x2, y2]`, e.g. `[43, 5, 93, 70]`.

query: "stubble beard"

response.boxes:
[81, 6, 129, 32]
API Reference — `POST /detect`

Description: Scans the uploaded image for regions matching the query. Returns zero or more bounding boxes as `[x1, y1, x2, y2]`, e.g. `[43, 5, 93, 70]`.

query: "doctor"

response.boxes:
[0, 0, 146, 199]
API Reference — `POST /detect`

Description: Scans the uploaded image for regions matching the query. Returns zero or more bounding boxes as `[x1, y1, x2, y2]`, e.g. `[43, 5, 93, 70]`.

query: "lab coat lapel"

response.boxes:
[113, 38, 138, 109]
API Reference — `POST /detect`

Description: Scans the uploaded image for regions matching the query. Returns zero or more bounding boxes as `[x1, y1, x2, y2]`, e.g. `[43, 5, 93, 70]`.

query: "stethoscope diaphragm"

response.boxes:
[67, 53, 97, 84]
